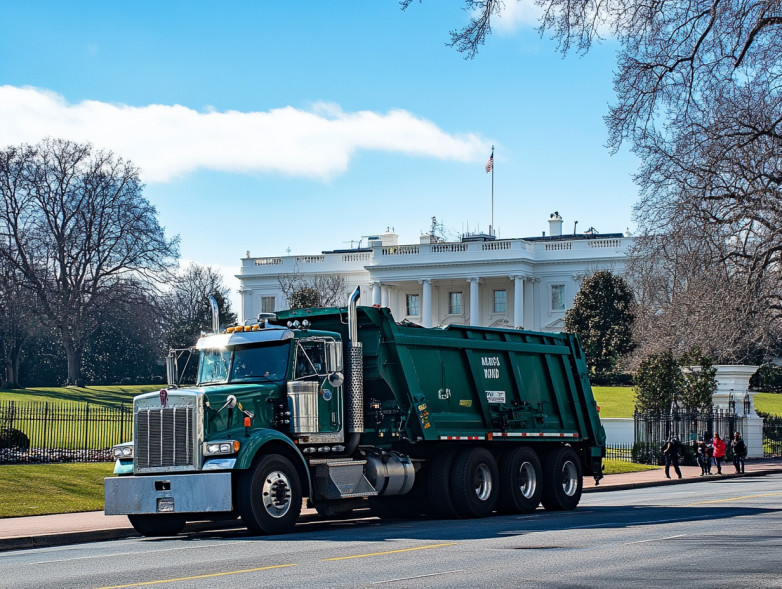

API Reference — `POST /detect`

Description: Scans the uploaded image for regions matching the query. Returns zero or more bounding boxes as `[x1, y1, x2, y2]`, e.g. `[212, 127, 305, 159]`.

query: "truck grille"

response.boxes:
[135, 405, 196, 471]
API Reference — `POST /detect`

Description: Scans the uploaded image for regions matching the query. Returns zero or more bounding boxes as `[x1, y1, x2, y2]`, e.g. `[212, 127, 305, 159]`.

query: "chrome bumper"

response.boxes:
[104, 472, 233, 515]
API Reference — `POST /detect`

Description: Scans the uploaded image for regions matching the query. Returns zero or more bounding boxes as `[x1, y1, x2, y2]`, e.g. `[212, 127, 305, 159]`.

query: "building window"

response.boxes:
[261, 296, 276, 313]
[406, 294, 420, 316]
[493, 290, 506, 313]
[551, 284, 566, 311]
[449, 292, 462, 314]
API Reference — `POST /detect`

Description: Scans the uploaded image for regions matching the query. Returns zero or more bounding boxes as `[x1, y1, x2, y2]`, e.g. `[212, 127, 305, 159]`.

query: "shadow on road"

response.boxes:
[137, 503, 782, 547]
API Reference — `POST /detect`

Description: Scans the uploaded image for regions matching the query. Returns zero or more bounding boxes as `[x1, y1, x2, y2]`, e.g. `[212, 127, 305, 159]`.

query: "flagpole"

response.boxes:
[490, 145, 494, 236]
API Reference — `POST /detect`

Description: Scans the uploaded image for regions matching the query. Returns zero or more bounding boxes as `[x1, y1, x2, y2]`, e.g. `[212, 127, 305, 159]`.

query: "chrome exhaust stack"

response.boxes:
[345, 287, 364, 454]
[208, 295, 220, 334]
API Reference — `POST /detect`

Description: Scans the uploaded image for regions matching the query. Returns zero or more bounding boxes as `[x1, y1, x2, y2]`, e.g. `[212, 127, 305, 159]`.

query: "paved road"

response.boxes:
[2, 473, 781, 588]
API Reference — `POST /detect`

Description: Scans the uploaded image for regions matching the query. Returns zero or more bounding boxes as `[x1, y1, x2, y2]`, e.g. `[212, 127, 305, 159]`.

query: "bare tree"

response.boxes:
[407, 0, 782, 359]
[160, 263, 237, 350]
[277, 270, 348, 309]
[0, 138, 179, 386]
[400, 0, 502, 60]
[0, 260, 38, 387]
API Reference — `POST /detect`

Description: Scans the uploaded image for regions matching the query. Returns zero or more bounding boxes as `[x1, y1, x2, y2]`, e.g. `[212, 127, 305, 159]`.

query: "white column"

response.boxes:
[419, 279, 432, 328]
[468, 277, 480, 326]
[381, 284, 389, 308]
[238, 289, 251, 323]
[371, 282, 381, 306]
[512, 276, 524, 329]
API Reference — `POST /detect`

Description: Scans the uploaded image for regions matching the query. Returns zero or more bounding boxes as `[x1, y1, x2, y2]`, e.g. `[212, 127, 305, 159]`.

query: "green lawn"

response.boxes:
[0, 462, 114, 518]
[591, 386, 782, 418]
[602, 459, 658, 475]
[592, 386, 635, 418]
[0, 385, 160, 407]
[753, 392, 782, 416]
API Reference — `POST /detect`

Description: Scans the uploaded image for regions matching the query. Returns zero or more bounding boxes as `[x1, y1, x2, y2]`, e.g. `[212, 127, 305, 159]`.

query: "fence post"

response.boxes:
[84, 402, 90, 453]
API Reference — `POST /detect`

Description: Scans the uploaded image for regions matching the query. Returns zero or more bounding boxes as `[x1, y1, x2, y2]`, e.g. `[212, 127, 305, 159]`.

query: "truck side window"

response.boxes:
[295, 341, 325, 379]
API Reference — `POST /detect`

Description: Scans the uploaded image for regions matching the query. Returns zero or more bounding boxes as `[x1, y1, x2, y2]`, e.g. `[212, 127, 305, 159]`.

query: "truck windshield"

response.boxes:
[197, 341, 290, 385]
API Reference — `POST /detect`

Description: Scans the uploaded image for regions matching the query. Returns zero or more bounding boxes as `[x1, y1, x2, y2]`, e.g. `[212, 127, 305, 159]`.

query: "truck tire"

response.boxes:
[127, 514, 186, 537]
[450, 447, 499, 518]
[540, 446, 583, 511]
[498, 446, 542, 514]
[238, 454, 302, 534]
[426, 450, 459, 518]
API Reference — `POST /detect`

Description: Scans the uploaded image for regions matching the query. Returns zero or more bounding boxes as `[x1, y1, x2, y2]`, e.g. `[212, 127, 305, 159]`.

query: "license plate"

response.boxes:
[157, 497, 175, 512]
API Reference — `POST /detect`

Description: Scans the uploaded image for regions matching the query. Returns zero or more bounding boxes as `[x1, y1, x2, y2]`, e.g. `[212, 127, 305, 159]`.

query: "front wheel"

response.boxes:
[128, 514, 186, 537]
[238, 454, 302, 535]
[540, 446, 583, 511]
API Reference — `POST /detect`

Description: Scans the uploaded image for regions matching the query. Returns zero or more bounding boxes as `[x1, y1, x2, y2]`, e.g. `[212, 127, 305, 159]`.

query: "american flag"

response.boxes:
[485, 153, 493, 173]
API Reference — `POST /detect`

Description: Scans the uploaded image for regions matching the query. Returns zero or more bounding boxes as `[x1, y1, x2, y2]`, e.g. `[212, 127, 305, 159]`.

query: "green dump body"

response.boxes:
[276, 305, 605, 473]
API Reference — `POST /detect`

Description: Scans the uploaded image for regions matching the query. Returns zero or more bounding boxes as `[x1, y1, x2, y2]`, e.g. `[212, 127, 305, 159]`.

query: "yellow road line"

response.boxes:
[96, 563, 297, 588]
[692, 492, 782, 505]
[323, 542, 457, 561]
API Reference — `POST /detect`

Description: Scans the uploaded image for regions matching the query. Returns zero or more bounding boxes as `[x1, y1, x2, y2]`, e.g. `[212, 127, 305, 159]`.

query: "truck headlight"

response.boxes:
[112, 442, 134, 459]
[203, 440, 240, 456]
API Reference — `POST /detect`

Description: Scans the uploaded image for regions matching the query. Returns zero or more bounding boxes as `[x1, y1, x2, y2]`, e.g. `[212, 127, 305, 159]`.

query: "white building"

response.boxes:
[237, 212, 633, 331]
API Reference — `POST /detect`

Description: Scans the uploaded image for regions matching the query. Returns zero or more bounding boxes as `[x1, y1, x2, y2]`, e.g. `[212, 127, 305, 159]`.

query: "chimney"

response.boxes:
[548, 211, 563, 237]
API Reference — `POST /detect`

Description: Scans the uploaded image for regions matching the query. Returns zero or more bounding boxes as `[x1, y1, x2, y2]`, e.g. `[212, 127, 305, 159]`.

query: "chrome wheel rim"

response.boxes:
[262, 470, 293, 518]
[561, 460, 578, 497]
[474, 463, 493, 501]
[518, 461, 537, 499]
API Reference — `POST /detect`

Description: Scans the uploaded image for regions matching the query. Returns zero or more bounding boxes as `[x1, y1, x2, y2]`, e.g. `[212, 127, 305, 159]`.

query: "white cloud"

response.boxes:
[0, 86, 488, 183]
[493, 0, 543, 34]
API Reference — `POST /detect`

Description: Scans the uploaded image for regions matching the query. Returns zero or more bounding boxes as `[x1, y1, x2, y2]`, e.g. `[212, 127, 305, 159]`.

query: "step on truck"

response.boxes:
[105, 287, 605, 536]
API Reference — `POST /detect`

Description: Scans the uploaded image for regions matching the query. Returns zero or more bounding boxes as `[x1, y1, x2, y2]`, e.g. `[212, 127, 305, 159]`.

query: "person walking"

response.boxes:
[696, 436, 711, 476]
[712, 433, 726, 475]
[663, 435, 683, 479]
[732, 432, 747, 474]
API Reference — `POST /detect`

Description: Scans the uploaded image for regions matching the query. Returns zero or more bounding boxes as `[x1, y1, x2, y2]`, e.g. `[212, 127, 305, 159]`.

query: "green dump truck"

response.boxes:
[105, 287, 605, 536]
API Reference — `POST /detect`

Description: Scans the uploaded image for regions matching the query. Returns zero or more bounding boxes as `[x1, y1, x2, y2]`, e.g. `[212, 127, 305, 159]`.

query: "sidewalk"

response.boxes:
[2, 458, 781, 552]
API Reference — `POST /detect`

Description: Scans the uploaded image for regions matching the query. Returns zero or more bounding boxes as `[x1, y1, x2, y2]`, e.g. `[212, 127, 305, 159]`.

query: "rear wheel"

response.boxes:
[127, 514, 186, 537]
[499, 446, 542, 514]
[426, 450, 459, 518]
[450, 447, 499, 518]
[238, 454, 302, 534]
[540, 446, 582, 511]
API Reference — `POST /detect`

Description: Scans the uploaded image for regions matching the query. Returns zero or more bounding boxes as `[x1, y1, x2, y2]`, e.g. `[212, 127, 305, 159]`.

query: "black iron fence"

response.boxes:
[0, 400, 132, 464]
[602, 409, 782, 465]
[764, 415, 782, 458]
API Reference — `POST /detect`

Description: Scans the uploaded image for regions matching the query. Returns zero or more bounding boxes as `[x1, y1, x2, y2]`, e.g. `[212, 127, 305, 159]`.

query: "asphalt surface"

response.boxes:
[1, 458, 780, 553]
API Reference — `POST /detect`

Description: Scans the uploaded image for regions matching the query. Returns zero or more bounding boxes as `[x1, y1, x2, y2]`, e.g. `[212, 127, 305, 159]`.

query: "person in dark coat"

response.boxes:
[663, 436, 683, 479]
[696, 437, 711, 476]
[732, 432, 747, 474]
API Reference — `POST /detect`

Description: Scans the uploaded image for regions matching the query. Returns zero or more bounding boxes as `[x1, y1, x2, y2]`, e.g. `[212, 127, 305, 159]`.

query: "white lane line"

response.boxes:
[371, 570, 465, 585]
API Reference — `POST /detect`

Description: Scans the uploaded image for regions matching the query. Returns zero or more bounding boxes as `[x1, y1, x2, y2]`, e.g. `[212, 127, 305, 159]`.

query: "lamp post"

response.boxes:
[728, 390, 736, 415]
[743, 392, 751, 416]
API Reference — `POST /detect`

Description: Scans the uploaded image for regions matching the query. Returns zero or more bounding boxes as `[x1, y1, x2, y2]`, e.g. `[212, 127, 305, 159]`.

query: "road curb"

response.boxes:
[583, 467, 782, 493]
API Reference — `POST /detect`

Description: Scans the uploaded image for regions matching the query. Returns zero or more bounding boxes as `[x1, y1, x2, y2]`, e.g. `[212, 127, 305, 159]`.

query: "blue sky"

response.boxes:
[1, 1, 638, 304]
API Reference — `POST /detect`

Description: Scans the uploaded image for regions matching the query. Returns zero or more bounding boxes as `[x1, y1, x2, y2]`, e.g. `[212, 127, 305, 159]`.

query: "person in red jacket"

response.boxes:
[712, 433, 726, 474]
